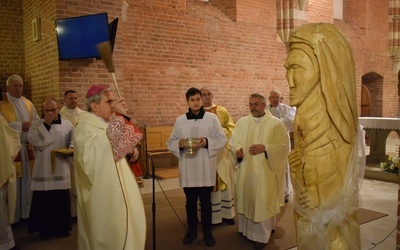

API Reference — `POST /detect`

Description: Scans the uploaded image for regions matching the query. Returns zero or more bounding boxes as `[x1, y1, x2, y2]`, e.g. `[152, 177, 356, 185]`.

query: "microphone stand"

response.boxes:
[142, 124, 151, 179]
[138, 143, 156, 250]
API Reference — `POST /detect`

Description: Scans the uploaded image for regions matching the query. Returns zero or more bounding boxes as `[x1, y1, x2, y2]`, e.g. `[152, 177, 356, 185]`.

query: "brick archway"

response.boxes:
[362, 71, 384, 117]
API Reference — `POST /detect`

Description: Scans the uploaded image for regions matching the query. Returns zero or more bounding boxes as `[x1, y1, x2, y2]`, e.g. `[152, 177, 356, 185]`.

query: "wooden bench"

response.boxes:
[139, 126, 178, 179]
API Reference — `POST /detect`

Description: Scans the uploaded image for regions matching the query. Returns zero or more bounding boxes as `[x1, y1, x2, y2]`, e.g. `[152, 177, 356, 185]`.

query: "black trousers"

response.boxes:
[183, 186, 213, 232]
[28, 189, 72, 236]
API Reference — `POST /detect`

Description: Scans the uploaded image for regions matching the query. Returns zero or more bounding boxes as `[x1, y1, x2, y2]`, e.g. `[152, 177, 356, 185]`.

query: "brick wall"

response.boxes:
[309, 0, 334, 23]
[364, 0, 395, 117]
[1, 0, 398, 122]
[23, 0, 60, 112]
[342, 0, 398, 117]
[0, 0, 26, 97]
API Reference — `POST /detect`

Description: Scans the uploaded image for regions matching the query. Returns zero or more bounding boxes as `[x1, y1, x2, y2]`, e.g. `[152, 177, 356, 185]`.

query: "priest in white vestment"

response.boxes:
[0, 74, 40, 222]
[229, 93, 289, 249]
[200, 87, 236, 225]
[266, 89, 296, 202]
[0, 97, 21, 250]
[59, 89, 86, 218]
[74, 85, 146, 250]
[59, 89, 85, 127]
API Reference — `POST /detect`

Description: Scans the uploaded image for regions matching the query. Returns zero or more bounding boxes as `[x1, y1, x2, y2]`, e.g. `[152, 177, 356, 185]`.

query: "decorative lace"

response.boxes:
[107, 113, 142, 161]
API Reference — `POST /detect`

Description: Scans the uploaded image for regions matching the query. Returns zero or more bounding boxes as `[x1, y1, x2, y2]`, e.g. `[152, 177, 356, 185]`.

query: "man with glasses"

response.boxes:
[229, 93, 289, 249]
[27, 98, 74, 239]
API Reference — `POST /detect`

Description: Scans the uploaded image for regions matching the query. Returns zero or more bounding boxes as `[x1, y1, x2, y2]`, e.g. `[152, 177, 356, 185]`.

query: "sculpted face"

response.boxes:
[285, 47, 320, 107]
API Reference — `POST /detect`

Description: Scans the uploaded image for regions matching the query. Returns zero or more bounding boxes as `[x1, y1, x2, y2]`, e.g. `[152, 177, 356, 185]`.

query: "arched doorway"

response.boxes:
[362, 72, 384, 117]
[361, 84, 371, 117]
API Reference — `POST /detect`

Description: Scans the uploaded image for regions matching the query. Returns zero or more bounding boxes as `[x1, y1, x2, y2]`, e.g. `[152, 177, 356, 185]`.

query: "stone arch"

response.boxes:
[362, 72, 384, 117]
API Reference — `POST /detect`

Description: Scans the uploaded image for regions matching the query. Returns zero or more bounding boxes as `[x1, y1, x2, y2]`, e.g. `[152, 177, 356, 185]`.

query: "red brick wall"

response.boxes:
[1, 0, 399, 123]
[0, 0, 26, 96]
[54, 0, 289, 126]
[23, 0, 60, 112]
[236, 0, 274, 26]
[344, 0, 397, 118]
[309, 0, 334, 23]
[211, 0, 237, 21]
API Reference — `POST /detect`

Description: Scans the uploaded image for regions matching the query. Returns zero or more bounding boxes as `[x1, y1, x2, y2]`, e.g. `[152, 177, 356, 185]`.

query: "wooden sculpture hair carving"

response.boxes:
[285, 23, 361, 250]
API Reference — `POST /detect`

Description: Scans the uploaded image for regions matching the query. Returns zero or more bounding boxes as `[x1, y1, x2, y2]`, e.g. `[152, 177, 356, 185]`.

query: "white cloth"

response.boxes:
[167, 111, 227, 187]
[266, 103, 296, 196]
[266, 103, 296, 132]
[74, 111, 146, 250]
[238, 214, 275, 243]
[0, 187, 15, 249]
[203, 104, 236, 223]
[229, 110, 289, 223]
[5, 92, 39, 221]
[0, 116, 21, 249]
[28, 119, 73, 191]
[59, 106, 85, 128]
[59, 106, 85, 217]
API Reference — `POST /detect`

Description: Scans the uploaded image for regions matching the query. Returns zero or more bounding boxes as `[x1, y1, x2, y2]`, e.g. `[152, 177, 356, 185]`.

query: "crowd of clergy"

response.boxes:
[0, 74, 295, 250]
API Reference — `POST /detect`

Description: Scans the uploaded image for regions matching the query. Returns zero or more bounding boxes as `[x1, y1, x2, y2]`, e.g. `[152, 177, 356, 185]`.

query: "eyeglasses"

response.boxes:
[45, 108, 57, 113]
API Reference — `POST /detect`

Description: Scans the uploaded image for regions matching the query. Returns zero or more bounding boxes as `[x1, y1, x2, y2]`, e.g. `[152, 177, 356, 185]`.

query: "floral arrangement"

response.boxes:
[379, 155, 399, 175]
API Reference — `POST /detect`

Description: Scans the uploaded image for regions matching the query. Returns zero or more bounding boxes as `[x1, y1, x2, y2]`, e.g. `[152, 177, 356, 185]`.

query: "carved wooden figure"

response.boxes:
[285, 23, 361, 250]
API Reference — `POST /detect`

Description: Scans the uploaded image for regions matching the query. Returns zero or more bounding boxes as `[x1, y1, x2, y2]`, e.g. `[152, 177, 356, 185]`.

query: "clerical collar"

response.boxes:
[65, 107, 77, 114]
[186, 107, 205, 120]
[52, 114, 62, 124]
[252, 113, 266, 122]
[6, 92, 21, 101]
[43, 114, 61, 131]
[203, 104, 213, 109]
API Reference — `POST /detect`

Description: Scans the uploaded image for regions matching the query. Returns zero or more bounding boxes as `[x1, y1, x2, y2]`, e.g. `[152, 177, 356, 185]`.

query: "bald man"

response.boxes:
[201, 87, 236, 225]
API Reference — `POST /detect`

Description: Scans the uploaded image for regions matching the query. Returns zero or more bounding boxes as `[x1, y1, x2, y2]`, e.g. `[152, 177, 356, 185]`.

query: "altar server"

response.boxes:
[167, 87, 227, 247]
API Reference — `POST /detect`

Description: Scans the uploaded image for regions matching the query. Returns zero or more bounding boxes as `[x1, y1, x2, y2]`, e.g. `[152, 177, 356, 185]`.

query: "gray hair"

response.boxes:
[85, 89, 108, 112]
[6, 74, 23, 86]
[269, 89, 281, 97]
[250, 93, 266, 103]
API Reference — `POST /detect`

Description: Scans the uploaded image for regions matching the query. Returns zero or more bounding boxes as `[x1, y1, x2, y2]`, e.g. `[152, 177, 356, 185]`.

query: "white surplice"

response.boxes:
[167, 111, 227, 188]
[28, 118, 73, 191]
